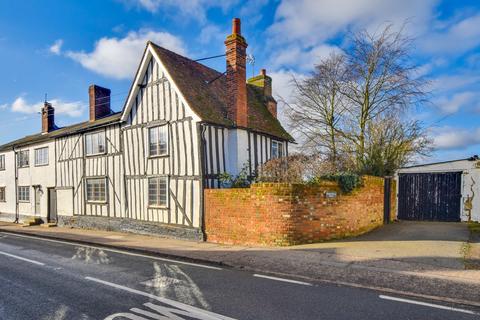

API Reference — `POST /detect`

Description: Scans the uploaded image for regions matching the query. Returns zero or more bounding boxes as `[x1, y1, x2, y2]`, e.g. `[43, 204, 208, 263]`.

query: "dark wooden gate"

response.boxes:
[398, 172, 462, 221]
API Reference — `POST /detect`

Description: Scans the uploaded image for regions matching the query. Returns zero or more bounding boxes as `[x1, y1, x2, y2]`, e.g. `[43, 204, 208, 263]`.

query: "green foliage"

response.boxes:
[218, 162, 251, 188]
[310, 172, 362, 193]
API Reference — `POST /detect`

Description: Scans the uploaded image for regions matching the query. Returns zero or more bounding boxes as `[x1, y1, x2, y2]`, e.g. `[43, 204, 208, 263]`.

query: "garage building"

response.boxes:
[396, 156, 480, 222]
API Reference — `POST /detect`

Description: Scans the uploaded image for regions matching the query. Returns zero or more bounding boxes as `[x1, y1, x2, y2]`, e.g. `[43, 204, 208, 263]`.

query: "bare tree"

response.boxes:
[287, 53, 348, 166]
[342, 24, 428, 168]
[286, 23, 431, 176]
[362, 115, 432, 176]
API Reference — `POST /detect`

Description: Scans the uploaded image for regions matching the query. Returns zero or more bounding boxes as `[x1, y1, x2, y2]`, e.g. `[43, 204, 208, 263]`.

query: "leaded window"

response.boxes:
[18, 186, 30, 202]
[148, 177, 168, 207]
[86, 178, 107, 203]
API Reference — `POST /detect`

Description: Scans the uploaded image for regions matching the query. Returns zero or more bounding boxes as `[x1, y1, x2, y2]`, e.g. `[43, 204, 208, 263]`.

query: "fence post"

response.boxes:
[383, 176, 392, 224]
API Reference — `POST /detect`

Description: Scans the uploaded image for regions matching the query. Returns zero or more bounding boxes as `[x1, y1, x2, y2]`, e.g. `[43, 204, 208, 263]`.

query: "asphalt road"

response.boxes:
[0, 232, 478, 320]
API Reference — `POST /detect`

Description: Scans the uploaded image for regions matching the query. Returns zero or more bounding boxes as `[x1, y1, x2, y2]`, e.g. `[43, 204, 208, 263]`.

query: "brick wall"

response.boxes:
[205, 176, 393, 246]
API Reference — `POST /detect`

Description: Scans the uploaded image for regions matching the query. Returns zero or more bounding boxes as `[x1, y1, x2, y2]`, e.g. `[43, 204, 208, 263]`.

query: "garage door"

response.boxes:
[398, 172, 462, 222]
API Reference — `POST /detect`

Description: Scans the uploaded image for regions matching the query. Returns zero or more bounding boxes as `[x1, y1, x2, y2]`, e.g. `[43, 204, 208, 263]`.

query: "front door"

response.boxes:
[48, 188, 57, 223]
[35, 187, 41, 216]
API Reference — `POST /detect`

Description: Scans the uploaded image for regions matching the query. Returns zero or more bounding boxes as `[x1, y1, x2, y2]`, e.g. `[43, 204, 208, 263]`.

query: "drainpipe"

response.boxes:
[13, 146, 19, 224]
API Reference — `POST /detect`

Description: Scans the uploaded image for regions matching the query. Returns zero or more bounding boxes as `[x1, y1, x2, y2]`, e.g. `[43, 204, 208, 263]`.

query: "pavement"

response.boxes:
[0, 231, 479, 319]
[0, 220, 479, 308]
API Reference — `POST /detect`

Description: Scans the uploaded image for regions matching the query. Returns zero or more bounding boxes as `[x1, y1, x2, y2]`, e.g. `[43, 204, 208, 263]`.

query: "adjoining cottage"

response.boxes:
[396, 156, 480, 222]
[0, 18, 294, 240]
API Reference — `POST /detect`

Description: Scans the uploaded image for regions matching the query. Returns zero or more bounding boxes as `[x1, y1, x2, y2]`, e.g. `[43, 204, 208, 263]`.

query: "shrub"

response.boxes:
[256, 155, 308, 183]
[310, 172, 362, 193]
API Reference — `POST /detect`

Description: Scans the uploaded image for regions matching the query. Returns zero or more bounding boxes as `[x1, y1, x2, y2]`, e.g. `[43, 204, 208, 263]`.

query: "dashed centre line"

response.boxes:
[0, 250, 45, 266]
[379, 295, 478, 315]
[253, 274, 313, 286]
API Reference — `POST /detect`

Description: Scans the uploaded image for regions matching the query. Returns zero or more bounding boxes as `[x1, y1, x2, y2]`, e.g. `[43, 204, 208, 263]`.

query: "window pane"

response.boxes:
[86, 178, 106, 202]
[149, 126, 168, 156]
[35, 148, 48, 166]
[148, 177, 167, 206]
[86, 132, 106, 155]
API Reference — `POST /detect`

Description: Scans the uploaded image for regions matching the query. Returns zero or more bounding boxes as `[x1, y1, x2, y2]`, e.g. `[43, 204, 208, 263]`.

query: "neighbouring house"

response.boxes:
[0, 18, 294, 240]
[396, 156, 480, 222]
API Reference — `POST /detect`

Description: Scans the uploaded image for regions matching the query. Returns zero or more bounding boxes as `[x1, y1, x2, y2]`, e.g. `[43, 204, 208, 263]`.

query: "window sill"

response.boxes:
[148, 205, 169, 209]
[85, 152, 107, 158]
[148, 154, 169, 159]
[18, 166, 30, 169]
[34, 163, 49, 167]
[18, 200, 30, 203]
[86, 201, 108, 205]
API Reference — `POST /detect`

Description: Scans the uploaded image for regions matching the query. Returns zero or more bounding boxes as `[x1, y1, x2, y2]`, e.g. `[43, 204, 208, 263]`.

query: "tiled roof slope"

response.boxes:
[0, 113, 121, 152]
[151, 43, 293, 142]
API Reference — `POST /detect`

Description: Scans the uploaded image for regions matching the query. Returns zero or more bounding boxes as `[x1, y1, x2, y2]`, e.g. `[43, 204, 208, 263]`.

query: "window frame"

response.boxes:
[18, 186, 30, 203]
[34, 147, 49, 167]
[0, 154, 5, 171]
[271, 140, 284, 159]
[0, 187, 5, 202]
[148, 125, 169, 158]
[17, 150, 30, 168]
[85, 177, 108, 204]
[148, 176, 169, 208]
[84, 131, 107, 157]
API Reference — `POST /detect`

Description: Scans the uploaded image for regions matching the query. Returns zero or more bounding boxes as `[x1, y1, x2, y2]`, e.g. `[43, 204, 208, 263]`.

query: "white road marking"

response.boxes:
[253, 274, 312, 286]
[0, 250, 45, 266]
[85, 276, 237, 320]
[0, 232, 222, 270]
[379, 295, 478, 315]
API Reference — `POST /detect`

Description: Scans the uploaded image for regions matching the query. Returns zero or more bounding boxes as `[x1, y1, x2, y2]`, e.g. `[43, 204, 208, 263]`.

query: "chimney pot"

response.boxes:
[232, 18, 241, 35]
[89, 85, 111, 121]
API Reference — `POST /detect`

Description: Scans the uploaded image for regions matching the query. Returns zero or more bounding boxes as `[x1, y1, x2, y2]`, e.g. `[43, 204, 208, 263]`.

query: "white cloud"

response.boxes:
[272, 44, 342, 71]
[49, 39, 63, 55]
[432, 127, 480, 150]
[422, 14, 480, 56]
[66, 30, 187, 80]
[0, 103, 7, 110]
[434, 92, 479, 114]
[199, 25, 222, 44]
[120, 0, 237, 22]
[269, 0, 438, 47]
[10, 97, 84, 117]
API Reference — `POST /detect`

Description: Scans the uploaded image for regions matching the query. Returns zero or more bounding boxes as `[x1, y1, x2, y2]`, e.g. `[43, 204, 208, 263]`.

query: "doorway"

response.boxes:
[48, 188, 57, 223]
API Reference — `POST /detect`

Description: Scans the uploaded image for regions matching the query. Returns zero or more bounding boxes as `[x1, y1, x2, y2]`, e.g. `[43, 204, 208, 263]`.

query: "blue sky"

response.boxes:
[0, 0, 480, 163]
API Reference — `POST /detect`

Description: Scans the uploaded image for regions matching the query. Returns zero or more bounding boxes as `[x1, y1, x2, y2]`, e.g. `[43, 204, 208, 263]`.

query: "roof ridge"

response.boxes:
[148, 41, 223, 77]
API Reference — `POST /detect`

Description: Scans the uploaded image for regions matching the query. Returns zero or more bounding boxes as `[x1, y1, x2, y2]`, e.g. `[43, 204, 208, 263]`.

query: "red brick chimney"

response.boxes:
[225, 18, 248, 127]
[89, 85, 111, 121]
[247, 69, 277, 118]
[41, 102, 55, 134]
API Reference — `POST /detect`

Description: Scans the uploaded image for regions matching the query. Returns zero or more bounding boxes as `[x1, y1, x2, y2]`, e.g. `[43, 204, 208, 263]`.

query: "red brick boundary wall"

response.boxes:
[205, 176, 395, 246]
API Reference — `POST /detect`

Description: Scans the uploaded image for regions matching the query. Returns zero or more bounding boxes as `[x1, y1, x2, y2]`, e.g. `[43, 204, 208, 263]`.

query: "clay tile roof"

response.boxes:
[0, 112, 121, 152]
[151, 43, 293, 142]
